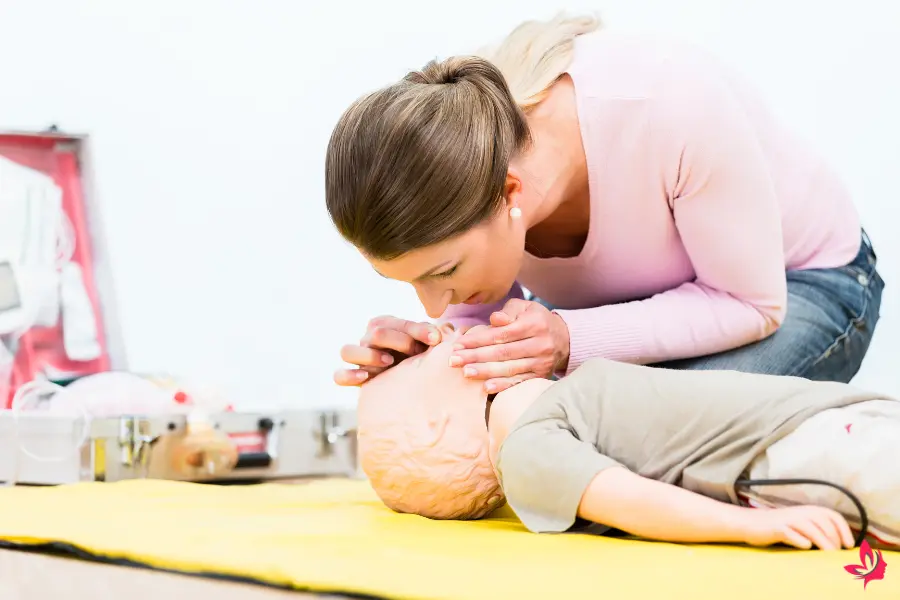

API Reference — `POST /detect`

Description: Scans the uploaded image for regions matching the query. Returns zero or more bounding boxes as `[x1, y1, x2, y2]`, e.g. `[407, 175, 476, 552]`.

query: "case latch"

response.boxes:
[118, 417, 157, 470]
[313, 412, 356, 458]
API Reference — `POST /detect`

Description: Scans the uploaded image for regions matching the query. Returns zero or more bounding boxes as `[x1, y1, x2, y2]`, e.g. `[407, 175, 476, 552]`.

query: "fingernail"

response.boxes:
[381, 354, 394, 365]
[356, 371, 369, 381]
[485, 382, 496, 393]
[453, 343, 464, 351]
[463, 366, 477, 377]
[428, 332, 439, 344]
[449, 355, 462, 367]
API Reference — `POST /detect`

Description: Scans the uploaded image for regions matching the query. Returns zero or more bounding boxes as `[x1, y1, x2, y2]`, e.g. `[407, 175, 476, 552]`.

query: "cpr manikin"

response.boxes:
[357, 327, 900, 551]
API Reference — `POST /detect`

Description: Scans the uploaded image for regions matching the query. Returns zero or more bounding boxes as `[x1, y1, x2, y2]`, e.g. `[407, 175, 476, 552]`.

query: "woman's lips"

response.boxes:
[463, 292, 482, 305]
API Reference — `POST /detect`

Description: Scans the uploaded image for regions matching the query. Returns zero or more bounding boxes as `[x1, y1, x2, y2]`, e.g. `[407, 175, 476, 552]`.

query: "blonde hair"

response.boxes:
[477, 12, 602, 110]
[325, 12, 600, 259]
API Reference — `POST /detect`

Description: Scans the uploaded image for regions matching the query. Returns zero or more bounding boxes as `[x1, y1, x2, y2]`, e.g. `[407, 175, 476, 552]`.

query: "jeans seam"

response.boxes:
[807, 282, 871, 370]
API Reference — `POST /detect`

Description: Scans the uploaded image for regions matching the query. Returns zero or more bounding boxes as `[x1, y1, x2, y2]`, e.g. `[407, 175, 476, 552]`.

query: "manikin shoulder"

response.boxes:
[488, 378, 558, 449]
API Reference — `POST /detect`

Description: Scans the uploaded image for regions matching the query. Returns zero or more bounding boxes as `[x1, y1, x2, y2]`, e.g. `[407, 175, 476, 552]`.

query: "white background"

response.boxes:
[0, 0, 896, 408]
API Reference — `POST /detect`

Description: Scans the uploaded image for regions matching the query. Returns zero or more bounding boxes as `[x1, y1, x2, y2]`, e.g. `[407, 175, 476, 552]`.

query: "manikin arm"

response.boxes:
[497, 419, 854, 549]
[577, 467, 750, 543]
[497, 422, 748, 540]
[577, 467, 854, 550]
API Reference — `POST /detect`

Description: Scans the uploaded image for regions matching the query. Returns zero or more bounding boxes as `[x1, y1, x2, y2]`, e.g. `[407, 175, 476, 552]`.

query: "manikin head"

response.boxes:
[325, 14, 600, 319]
[357, 324, 555, 520]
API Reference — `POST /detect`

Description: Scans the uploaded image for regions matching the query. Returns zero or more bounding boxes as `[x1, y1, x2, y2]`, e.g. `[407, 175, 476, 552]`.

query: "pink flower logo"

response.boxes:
[844, 540, 888, 589]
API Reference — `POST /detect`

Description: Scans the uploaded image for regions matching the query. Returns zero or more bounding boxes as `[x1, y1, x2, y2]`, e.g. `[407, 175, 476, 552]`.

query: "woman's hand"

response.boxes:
[741, 505, 855, 550]
[448, 299, 570, 393]
[335, 316, 445, 386]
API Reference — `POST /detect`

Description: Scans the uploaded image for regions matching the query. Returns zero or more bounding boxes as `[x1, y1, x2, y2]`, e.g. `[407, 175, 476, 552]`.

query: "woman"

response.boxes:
[326, 13, 884, 394]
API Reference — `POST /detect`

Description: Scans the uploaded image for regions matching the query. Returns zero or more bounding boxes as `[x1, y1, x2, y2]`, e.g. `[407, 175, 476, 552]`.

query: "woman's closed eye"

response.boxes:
[433, 264, 459, 279]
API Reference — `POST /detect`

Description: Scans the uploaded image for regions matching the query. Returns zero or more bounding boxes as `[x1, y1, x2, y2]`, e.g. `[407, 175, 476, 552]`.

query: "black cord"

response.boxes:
[734, 477, 869, 548]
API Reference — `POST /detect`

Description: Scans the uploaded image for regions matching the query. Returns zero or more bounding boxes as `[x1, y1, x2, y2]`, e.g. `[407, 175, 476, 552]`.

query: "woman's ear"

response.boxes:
[504, 169, 525, 207]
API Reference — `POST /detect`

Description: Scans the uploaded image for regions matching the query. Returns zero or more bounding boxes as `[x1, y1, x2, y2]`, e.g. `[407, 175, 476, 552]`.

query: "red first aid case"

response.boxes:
[0, 129, 127, 407]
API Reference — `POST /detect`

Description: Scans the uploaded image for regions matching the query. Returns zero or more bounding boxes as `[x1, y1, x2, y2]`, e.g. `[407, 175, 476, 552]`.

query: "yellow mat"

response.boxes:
[0, 479, 896, 599]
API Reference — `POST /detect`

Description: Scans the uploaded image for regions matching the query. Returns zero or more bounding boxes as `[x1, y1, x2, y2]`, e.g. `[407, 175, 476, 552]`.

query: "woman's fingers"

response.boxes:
[453, 318, 531, 350]
[360, 326, 432, 358]
[449, 338, 539, 367]
[340, 343, 396, 369]
[333, 367, 378, 386]
[335, 316, 443, 387]
[492, 299, 535, 323]
[489, 311, 514, 328]
[367, 316, 441, 346]
[482, 372, 540, 394]
[461, 358, 536, 383]
[360, 328, 418, 358]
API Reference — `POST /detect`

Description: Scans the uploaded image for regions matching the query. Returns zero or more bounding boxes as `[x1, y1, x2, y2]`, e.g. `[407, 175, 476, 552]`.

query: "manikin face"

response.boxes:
[356, 324, 557, 520]
[357, 326, 491, 450]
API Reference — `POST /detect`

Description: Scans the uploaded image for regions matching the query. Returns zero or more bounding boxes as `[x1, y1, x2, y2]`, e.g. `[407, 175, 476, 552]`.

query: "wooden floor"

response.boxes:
[0, 547, 354, 599]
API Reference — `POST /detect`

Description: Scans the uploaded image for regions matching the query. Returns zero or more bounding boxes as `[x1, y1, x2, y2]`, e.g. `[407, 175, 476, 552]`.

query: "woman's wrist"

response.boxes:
[549, 311, 571, 372]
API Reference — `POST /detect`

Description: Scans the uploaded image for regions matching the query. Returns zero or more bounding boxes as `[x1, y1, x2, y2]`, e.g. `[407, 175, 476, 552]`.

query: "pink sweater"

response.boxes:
[441, 33, 862, 374]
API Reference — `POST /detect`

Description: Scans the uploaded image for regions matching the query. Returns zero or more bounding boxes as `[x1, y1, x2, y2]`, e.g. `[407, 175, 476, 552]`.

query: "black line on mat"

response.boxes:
[0, 540, 393, 600]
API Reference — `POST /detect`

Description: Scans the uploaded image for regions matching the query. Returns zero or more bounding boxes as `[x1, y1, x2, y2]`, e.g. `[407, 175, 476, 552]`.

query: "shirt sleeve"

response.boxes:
[437, 281, 526, 330]
[495, 416, 624, 533]
[554, 50, 787, 373]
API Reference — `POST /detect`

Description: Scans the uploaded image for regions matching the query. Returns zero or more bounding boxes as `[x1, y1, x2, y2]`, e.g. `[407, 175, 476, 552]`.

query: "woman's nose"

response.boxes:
[417, 287, 452, 319]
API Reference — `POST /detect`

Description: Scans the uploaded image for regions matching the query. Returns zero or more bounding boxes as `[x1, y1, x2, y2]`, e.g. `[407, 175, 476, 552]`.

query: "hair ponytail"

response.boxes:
[477, 12, 601, 110]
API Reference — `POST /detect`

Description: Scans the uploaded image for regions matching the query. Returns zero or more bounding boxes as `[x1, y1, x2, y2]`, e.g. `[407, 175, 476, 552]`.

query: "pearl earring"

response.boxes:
[510, 206, 522, 219]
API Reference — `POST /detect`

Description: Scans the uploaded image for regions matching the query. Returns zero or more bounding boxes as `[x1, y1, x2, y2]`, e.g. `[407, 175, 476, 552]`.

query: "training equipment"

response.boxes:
[0, 130, 125, 409]
[0, 404, 358, 485]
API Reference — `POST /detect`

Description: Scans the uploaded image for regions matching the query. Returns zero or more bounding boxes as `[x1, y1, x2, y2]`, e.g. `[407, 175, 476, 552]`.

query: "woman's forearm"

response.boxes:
[553, 280, 784, 375]
[576, 467, 751, 544]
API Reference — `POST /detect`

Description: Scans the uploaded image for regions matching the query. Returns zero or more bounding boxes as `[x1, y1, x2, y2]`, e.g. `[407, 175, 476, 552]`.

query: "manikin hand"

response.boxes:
[335, 316, 452, 386]
[448, 299, 571, 393]
[742, 505, 855, 550]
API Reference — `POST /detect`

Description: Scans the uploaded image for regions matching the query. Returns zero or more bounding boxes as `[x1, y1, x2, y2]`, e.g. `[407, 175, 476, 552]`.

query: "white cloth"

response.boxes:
[742, 399, 900, 548]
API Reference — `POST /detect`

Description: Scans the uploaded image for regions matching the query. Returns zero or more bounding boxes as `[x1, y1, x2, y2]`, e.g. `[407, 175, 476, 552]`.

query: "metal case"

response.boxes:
[0, 408, 359, 485]
[0, 129, 361, 488]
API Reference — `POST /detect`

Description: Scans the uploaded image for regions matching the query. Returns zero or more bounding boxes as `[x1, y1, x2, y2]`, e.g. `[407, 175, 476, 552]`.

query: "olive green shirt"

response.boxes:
[495, 358, 889, 533]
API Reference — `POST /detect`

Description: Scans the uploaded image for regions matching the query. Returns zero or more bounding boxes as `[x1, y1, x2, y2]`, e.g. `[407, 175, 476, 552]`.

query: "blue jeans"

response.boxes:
[532, 231, 884, 383]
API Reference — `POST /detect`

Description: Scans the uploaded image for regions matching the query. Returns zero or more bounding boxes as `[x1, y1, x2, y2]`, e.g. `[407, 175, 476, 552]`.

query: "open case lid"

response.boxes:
[0, 128, 127, 407]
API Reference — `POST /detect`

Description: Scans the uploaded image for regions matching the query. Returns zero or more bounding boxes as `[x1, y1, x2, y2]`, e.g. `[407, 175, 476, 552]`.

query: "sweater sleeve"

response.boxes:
[555, 50, 787, 374]
[437, 281, 526, 330]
